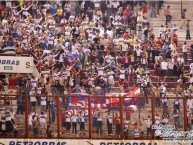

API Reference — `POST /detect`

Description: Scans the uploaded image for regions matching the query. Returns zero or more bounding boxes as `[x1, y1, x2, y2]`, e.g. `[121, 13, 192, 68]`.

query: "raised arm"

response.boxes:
[24, 3, 33, 10]
[93, 63, 98, 69]
[11, 4, 20, 9]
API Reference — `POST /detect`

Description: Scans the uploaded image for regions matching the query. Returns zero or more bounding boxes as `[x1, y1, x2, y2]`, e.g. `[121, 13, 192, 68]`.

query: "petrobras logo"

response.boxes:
[0, 59, 20, 65]
[3, 141, 158, 145]
[99, 143, 157, 145]
[0, 139, 170, 145]
[9, 141, 66, 145]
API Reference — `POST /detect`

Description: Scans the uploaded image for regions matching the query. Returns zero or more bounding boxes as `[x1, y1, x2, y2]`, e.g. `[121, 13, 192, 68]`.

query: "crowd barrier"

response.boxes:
[0, 94, 190, 140]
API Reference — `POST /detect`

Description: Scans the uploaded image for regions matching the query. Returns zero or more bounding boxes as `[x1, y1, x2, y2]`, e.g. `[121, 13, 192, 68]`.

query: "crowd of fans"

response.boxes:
[0, 0, 193, 139]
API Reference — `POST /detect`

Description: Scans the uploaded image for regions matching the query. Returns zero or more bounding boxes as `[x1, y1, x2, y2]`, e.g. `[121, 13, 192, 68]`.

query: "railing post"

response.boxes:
[183, 97, 188, 131]
[119, 96, 124, 139]
[25, 94, 29, 138]
[88, 95, 92, 139]
[151, 96, 155, 140]
[56, 95, 60, 139]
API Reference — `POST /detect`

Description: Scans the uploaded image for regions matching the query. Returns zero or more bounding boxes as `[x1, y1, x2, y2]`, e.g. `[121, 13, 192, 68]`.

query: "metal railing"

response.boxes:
[0, 94, 190, 140]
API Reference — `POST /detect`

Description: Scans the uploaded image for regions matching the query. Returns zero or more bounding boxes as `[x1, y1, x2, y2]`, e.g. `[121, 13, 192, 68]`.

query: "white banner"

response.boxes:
[0, 56, 33, 73]
[0, 139, 191, 145]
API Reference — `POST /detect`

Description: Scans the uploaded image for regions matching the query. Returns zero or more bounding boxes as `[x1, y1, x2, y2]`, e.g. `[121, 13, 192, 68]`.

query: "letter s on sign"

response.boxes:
[26, 62, 30, 68]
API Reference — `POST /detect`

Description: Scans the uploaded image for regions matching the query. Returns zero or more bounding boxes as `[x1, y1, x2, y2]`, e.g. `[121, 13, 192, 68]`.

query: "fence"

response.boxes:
[0, 94, 190, 139]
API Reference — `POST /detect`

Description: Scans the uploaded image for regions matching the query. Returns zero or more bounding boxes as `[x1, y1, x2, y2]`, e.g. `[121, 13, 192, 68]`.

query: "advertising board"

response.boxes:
[0, 139, 191, 145]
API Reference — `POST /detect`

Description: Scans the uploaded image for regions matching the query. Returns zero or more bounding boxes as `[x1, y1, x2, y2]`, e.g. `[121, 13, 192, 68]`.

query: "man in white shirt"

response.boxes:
[107, 69, 115, 86]
[167, 60, 174, 77]
[40, 112, 47, 129]
[161, 60, 168, 77]
[93, 63, 108, 76]
[177, 55, 185, 65]
[145, 116, 152, 136]
[159, 25, 165, 37]
[135, 47, 143, 60]
[71, 113, 78, 135]
[29, 88, 37, 112]
[107, 113, 113, 135]
[112, 1, 119, 13]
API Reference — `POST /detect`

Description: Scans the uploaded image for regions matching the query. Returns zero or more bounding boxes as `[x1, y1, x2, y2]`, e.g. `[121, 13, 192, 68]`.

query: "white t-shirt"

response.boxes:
[187, 99, 193, 110]
[28, 115, 33, 125]
[66, 115, 71, 122]
[30, 96, 37, 102]
[97, 67, 105, 76]
[177, 57, 184, 64]
[40, 114, 46, 123]
[190, 63, 193, 71]
[168, 62, 174, 69]
[94, 0, 100, 8]
[161, 61, 168, 70]
[107, 71, 114, 80]
[183, 44, 188, 52]
[41, 97, 47, 105]
[106, 30, 113, 38]
[120, 70, 126, 79]
[107, 115, 113, 123]
[136, 49, 142, 57]
[48, 36, 54, 45]
[112, 2, 119, 8]
[31, 78, 38, 88]
[71, 115, 78, 122]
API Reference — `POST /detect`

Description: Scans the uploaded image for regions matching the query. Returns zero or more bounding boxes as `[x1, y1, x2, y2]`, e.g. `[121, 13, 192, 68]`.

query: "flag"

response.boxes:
[67, 109, 74, 116]
[91, 98, 108, 108]
[66, 54, 79, 59]
[123, 86, 141, 105]
[123, 86, 141, 98]
[107, 97, 119, 107]
[67, 108, 80, 116]
[68, 93, 88, 107]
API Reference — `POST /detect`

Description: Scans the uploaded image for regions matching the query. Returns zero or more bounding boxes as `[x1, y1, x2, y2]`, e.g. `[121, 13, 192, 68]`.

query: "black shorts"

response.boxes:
[31, 102, 36, 107]
[66, 122, 71, 130]
[80, 122, 85, 131]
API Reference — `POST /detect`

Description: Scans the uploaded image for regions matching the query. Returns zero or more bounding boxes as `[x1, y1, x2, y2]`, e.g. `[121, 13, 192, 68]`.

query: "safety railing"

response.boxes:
[0, 94, 190, 140]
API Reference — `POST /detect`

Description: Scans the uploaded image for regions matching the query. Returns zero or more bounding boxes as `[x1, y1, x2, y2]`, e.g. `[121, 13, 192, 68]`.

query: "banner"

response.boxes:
[68, 95, 119, 109]
[0, 139, 190, 145]
[67, 87, 140, 109]
[0, 56, 33, 73]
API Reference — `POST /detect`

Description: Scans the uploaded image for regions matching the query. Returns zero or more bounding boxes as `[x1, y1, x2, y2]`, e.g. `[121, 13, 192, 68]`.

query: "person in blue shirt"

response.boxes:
[49, 4, 57, 15]
[6, 38, 14, 47]
[161, 42, 169, 57]
[50, 101, 56, 122]
[41, 41, 48, 50]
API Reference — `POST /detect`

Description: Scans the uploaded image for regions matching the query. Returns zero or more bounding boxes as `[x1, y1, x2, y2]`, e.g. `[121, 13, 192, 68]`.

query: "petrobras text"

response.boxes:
[8, 142, 157, 145]
[9, 141, 66, 145]
[0, 139, 189, 145]
[99, 143, 157, 145]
